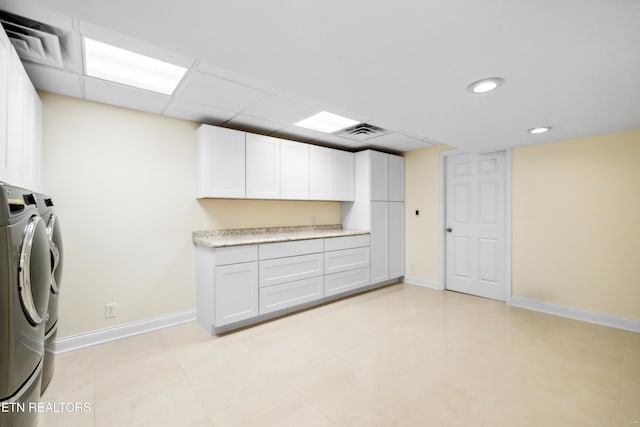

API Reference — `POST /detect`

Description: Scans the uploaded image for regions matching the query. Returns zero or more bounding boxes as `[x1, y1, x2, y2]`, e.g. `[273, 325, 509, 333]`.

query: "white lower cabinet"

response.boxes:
[325, 267, 370, 297]
[197, 234, 375, 333]
[259, 253, 324, 287]
[259, 276, 324, 314]
[214, 262, 259, 326]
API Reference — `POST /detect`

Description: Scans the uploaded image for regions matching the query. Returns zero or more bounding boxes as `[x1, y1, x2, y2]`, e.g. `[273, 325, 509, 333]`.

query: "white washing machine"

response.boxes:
[0, 183, 52, 427]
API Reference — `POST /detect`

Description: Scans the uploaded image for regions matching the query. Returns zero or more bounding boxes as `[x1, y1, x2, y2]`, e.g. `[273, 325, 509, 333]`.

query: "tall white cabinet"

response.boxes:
[0, 25, 42, 190]
[342, 150, 405, 284]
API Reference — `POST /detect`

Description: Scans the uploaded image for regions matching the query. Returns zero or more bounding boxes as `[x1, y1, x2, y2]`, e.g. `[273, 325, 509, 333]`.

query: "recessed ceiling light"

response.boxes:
[83, 37, 188, 95]
[527, 126, 551, 134]
[294, 111, 360, 134]
[467, 77, 505, 93]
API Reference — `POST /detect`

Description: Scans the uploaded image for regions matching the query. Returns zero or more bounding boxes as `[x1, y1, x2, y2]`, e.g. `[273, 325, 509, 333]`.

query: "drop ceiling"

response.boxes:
[2, 0, 639, 153]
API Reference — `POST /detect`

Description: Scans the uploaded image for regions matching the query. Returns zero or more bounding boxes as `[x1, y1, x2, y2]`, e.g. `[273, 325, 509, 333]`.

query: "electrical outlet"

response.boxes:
[311, 216, 317, 224]
[105, 303, 118, 318]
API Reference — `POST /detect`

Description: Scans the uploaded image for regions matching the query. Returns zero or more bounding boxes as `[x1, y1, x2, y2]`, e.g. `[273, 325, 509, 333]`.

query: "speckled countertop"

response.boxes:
[193, 224, 369, 248]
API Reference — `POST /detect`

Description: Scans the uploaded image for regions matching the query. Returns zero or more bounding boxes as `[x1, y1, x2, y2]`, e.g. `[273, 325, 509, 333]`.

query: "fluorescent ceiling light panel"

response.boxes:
[294, 111, 360, 133]
[83, 37, 187, 95]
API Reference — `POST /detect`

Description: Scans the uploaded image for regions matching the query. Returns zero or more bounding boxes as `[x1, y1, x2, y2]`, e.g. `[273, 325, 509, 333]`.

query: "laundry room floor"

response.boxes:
[39, 283, 640, 427]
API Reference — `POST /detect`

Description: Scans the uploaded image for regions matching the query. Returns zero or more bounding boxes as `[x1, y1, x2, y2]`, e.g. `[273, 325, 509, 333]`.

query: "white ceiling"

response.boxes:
[2, 0, 639, 153]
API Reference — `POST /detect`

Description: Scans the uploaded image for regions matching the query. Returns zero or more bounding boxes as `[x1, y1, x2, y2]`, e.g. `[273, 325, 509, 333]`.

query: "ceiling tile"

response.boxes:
[84, 77, 169, 114]
[275, 125, 331, 142]
[176, 71, 267, 112]
[164, 99, 236, 125]
[391, 141, 432, 152]
[241, 95, 319, 126]
[223, 114, 285, 134]
[23, 62, 82, 98]
[366, 132, 428, 148]
[310, 133, 362, 148]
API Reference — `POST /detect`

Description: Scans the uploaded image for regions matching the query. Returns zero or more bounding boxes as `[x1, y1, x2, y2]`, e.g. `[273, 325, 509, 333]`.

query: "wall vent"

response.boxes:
[0, 10, 69, 68]
[335, 123, 388, 141]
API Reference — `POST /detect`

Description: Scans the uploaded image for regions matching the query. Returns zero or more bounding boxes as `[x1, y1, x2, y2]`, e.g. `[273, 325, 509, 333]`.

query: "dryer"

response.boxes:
[0, 183, 51, 427]
[35, 193, 63, 394]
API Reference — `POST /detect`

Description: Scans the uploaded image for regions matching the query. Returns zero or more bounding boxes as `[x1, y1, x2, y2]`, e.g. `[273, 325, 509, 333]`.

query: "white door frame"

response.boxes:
[438, 148, 513, 304]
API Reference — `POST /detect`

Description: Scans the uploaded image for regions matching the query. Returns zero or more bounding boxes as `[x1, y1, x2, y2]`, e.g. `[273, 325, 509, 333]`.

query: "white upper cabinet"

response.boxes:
[331, 149, 355, 201]
[5, 49, 26, 185]
[246, 134, 281, 199]
[280, 140, 309, 200]
[369, 150, 389, 201]
[196, 124, 354, 201]
[196, 125, 246, 198]
[310, 146, 355, 201]
[1, 44, 41, 191]
[0, 30, 9, 180]
[309, 145, 332, 200]
[20, 84, 42, 191]
[388, 154, 405, 202]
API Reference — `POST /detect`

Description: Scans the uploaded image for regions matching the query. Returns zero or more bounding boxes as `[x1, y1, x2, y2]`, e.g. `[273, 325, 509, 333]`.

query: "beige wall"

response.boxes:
[404, 130, 640, 321]
[512, 130, 640, 319]
[404, 144, 452, 284]
[40, 93, 340, 337]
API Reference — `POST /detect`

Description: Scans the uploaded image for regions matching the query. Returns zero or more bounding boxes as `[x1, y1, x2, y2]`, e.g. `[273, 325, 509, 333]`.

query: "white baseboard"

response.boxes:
[511, 297, 640, 333]
[54, 309, 196, 353]
[403, 276, 443, 291]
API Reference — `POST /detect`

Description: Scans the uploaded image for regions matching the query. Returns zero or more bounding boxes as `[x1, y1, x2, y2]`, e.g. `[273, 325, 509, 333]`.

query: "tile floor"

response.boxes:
[39, 283, 640, 426]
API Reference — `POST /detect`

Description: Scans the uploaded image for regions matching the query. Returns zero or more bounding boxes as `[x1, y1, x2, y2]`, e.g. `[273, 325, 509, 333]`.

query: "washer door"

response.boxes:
[47, 214, 63, 293]
[19, 215, 52, 325]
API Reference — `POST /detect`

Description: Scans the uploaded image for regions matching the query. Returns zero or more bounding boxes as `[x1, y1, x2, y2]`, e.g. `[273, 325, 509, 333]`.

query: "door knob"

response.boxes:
[446, 227, 453, 232]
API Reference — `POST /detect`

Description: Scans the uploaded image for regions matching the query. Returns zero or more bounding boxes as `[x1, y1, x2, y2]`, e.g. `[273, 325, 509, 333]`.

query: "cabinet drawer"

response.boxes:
[259, 253, 323, 287]
[214, 245, 258, 266]
[259, 239, 323, 260]
[324, 267, 370, 297]
[259, 276, 323, 314]
[324, 247, 370, 275]
[324, 234, 370, 252]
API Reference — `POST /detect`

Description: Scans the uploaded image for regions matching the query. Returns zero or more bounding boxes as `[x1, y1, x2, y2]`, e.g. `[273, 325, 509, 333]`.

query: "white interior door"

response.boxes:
[445, 151, 506, 301]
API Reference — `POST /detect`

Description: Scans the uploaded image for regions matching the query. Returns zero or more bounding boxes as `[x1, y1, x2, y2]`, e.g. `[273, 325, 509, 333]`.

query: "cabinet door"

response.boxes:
[388, 155, 405, 202]
[214, 262, 258, 326]
[246, 134, 281, 199]
[370, 201, 389, 283]
[280, 140, 309, 200]
[21, 84, 41, 191]
[309, 145, 332, 200]
[196, 125, 245, 198]
[0, 32, 9, 181]
[331, 149, 355, 201]
[388, 202, 405, 278]
[6, 49, 26, 185]
[370, 151, 389, 201]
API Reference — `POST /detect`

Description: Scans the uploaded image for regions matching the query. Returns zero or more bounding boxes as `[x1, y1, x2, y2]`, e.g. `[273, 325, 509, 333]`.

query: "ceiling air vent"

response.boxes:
[335, 123, 388, 141]
[0, 10, 67, 68]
